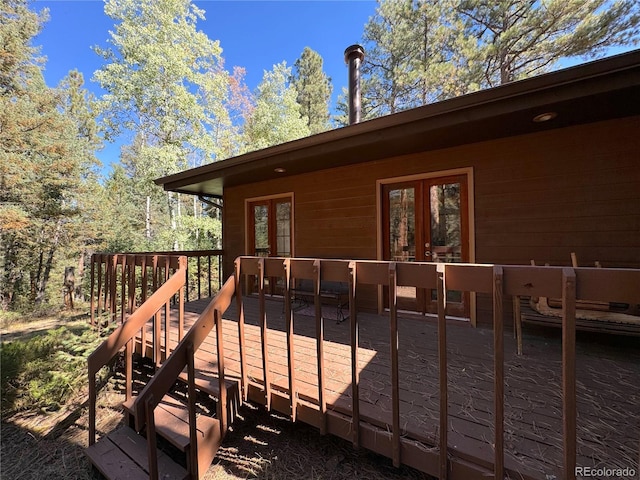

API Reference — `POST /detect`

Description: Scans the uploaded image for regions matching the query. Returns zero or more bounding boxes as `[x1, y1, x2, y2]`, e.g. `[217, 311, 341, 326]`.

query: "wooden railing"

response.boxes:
[89, 250, 223, 325]
[145, 250, 224, 302]
[87, 256, 187, 447]
[234, 257, 640, 480]
[131, 275, 236, 480]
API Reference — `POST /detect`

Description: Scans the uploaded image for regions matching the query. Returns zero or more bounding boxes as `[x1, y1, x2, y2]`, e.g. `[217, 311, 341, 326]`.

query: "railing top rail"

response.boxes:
[91, 253, 189, 270]
[132, 274, 236, 430]
[92, 249, 223, 257]
[235, 257, 640, 304]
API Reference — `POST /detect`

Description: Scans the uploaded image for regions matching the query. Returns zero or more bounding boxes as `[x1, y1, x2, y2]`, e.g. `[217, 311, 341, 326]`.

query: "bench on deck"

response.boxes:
[290, 278, 349, 323]
[513, 254, 640, 354]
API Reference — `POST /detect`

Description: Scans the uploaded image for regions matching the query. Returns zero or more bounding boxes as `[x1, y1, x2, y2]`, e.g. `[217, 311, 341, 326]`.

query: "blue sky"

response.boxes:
[34, 0, 377, 171]
[31, 0, 636, 174]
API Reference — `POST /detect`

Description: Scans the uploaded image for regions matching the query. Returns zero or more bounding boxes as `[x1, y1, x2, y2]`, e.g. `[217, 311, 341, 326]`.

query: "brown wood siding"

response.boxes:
[223, 116, 640, 323]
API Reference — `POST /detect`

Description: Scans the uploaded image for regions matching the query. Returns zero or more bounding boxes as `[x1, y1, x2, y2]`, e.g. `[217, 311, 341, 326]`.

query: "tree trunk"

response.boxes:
[146, 195, 151, 239]
[75, 250, 85, 301]
[35, 220, 62, 306]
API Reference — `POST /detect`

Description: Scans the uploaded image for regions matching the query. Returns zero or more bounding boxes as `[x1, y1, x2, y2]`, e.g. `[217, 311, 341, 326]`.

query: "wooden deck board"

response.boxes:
[137, 295, 640, 480]
[122, 395, 218, 452]
[86, 426, 188, 480]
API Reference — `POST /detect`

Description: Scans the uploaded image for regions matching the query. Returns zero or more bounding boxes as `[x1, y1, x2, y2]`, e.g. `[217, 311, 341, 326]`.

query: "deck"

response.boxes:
[140, 294, 639, 480]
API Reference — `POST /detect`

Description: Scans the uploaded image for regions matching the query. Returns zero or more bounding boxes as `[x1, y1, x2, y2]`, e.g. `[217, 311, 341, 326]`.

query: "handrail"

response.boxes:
[131, 274, 236, 479]
[87, 257, 187, 446]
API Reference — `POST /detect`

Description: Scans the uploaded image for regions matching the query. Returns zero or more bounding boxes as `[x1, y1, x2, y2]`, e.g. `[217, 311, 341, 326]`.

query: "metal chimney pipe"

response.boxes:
[344, 44, 365, 125]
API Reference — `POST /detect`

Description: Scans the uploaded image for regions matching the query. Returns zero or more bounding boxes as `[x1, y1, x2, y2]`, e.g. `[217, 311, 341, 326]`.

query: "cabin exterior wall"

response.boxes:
[222, 116, 640, 324]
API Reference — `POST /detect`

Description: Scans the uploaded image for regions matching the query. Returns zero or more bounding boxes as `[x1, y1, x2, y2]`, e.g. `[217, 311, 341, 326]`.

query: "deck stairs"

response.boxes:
[86, 363, 240, 480]
[86, 261, 239, 480]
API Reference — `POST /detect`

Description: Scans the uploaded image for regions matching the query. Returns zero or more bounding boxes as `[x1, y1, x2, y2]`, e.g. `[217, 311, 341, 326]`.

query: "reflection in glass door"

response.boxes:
[248, 196, 292, 295]
[253, 203, 270, 256]
[383, 175, 469, 316]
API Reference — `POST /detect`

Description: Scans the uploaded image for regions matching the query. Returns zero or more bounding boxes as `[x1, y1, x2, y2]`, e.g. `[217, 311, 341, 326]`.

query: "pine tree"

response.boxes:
[458, 0, 640, 86]
[1, 1, 100, 307]
[291, 47, 332, 134]
[359, 0, 476, 117]
[354, 0, 640, 118]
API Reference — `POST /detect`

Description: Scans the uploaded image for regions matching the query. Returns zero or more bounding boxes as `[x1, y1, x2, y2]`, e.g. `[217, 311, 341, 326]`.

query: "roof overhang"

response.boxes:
[157, 50, 640, 197]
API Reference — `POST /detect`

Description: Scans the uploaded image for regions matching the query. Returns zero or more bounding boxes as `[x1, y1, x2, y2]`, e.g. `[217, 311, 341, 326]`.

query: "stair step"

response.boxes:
[86, 425, 188, 480]
[177, 357, 240, 398]
[122, 395, 220, 452]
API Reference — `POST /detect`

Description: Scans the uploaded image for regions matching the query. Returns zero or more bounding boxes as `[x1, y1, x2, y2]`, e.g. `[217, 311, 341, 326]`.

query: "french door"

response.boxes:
[382, 175, 469, 317]
[248, 196, 292, 295]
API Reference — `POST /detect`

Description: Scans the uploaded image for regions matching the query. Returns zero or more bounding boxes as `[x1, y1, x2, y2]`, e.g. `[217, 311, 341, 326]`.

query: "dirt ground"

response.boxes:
[1, 380, 431, 480]
[1, 315, 431, 480]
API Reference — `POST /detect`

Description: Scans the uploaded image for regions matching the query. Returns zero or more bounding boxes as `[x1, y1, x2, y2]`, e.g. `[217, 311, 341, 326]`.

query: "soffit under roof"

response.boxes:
[157, 50, 640, 197]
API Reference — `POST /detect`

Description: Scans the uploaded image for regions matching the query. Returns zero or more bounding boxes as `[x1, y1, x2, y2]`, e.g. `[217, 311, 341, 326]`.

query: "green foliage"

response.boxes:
[90, 0, 233, 258]
[353, 0, 639, 118]
[94, 0, 238, 173]
[243, 62, 310, 152]
[1, 323, 112, 415]
[291, 47, 332, 134]
[1, 1, 101, 309]
[353, 0, 477, 118]
[458, 0, 640, 85]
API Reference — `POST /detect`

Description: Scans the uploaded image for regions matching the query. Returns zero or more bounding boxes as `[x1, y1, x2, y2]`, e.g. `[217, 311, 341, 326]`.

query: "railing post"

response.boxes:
[110, 254, 117, 322]
[437, 264, 448, 479]
[348, 260, 359, 449]
[283, 259, 297, 422]
[215, 308, 228, 436]
[313, 259, 327, 435]
[388, 262, 400, 467]
[125, 338, 133, 407]
[186, 342, 199, 480]
[88, 370, 96, 446]
[197, 255, 202, 300]
[258, 257, 271, 410]
[179, 257, 186, 342]
[128, 257, 136, 314]
[141, 256, 148, 358]
[208, 255, 212, 297]
[120, 255, 126, 323]
[493, 266, 504, 480]
[96, 255, 103, 320]
[90, 255, 96, 326]
[102, 254, 109, 314]
[145, 394, 159, 480]
[235, 258, 247, 402]
[185, 257, 190, 303]
[562, 267, 577, 480]
[164, 257, 171, 359]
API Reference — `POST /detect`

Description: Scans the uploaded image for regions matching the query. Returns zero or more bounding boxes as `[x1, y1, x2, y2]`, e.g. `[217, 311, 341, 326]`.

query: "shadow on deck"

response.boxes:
[162, 295, 639, 480]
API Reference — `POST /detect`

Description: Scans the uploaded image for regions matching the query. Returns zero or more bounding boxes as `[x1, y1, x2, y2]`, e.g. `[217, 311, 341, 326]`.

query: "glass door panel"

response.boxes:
[427, 181, 464, 305]
[384, 183, 423, 311]
[429, 182, 462, 263]
[253, 204, 270, 256]
[383, 175, 469, 317]
[388, 187, 416, 262]
[248, 197, 292, 296]
[275, 201, 291, 257]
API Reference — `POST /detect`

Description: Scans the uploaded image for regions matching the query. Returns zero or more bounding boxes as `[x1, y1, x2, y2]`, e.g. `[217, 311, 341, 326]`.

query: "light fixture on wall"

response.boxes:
[274, 167, 286, 173]
[532, 112, 557, 123]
